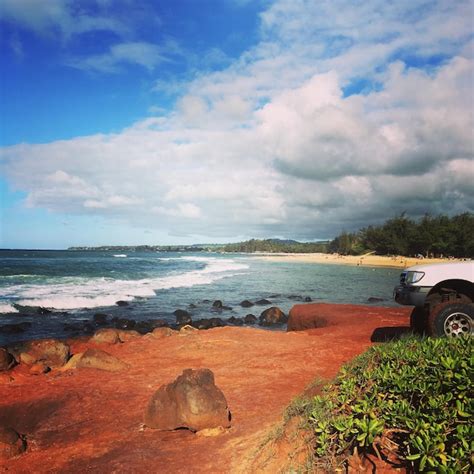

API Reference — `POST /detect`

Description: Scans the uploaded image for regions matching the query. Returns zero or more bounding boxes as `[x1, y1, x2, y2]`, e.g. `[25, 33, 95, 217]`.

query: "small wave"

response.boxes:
[113, 254, 127, 258]
[0, 303, 19, 313]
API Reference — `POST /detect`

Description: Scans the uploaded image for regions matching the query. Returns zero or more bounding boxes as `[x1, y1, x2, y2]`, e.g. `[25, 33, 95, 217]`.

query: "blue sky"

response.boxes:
[0, 0, 473, 249]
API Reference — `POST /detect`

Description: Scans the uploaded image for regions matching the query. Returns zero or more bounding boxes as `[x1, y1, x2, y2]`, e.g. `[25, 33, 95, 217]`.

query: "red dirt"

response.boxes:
[0, 304, 411, 473]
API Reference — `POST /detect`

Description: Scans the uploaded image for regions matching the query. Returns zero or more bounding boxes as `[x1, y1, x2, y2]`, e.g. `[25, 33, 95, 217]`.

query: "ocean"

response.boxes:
[0, 250, 401, 345]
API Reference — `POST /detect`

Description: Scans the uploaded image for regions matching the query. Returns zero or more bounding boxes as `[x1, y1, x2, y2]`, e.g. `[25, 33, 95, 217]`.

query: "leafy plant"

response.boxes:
[308, 336, 473, 472]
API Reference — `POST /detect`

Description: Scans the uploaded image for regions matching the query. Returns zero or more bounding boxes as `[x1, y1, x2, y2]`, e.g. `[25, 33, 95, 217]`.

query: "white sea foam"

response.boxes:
[0, 303, 19, 313]
[0, 257, 249, 310]
[113, 254, 127, 258]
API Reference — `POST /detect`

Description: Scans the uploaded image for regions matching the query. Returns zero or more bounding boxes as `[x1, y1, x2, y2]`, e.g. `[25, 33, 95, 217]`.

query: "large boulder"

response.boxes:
[287, 304, 329, 331]
[0, 348, 15, 371]
[244, 314, 257, 325]
[259, 307, 288, 326]
[239, 300, 254, 308]
[17, 339, 70, 368]
[76, 348, 130, 372]
[145, 368, 231, 432]
[0, 426, 26, 460]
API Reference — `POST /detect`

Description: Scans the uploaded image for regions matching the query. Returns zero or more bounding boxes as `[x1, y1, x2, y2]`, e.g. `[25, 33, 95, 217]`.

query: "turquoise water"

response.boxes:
[0, 250, 401, 344]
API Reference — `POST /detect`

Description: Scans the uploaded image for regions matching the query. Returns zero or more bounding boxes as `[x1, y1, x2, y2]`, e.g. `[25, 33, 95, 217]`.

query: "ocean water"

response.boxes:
[0, 250, 401, 345]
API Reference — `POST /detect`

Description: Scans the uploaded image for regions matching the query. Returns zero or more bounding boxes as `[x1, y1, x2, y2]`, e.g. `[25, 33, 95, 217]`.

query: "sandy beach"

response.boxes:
[255, 252, 465, 269]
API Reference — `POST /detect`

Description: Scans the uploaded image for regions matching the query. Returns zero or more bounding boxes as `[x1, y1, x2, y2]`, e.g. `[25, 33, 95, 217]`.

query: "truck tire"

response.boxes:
[427, 302, 474, 337]
[409, 307, 427, 335]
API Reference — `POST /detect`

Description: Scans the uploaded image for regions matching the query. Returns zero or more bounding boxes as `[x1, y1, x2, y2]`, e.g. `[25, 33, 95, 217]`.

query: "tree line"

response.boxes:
[219, 239, 329, 253]
[329, 213, 474, 258]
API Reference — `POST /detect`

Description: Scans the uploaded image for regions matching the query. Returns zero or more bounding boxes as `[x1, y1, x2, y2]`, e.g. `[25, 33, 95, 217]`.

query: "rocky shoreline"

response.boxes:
[0, 303, 412, 472]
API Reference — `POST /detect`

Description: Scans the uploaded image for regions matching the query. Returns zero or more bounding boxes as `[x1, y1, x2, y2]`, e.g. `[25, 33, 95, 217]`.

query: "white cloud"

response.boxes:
[1, 0, 473, 240]
[67, 41, 168, 73]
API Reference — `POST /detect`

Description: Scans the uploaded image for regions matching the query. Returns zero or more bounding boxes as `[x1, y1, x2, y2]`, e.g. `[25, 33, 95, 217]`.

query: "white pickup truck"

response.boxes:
[394, 261, 473, 337]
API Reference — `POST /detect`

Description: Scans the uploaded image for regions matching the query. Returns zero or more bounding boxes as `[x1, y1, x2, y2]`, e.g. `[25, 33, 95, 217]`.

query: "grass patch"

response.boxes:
[306, 335, 473, 472]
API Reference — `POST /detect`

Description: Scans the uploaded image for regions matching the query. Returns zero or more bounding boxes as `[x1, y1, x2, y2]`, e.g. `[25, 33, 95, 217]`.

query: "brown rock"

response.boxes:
[259, 307, 287, 326]
[0, 426, 26, 460]
[117, 330, 141, 342]
[145, 368, 231, 432]
[287, 304, 330, 331]
[18, 339, 70, 368]
[0, 348, 15, 371]
[76, 348, 130, 372]
[92, 328, 120, 344]
[150, 327, 176, 339]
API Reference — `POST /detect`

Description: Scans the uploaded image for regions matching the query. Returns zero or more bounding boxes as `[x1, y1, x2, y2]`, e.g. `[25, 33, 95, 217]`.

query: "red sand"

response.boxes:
[0, 304, 411, 473]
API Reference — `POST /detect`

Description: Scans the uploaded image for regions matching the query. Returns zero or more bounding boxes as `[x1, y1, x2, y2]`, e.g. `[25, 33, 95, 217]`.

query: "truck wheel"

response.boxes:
[428, 303, 474, 337]
[409, 307, 427, 335]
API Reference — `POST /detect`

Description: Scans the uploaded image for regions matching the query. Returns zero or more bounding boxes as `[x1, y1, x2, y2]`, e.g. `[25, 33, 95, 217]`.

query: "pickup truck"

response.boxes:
[394, 261, 473, 337]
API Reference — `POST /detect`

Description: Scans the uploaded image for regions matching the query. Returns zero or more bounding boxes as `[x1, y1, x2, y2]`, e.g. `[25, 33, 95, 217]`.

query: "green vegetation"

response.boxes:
[329, 212, 474, 258]
[219, 238, 329, 253]
[306, 336, 473, 472]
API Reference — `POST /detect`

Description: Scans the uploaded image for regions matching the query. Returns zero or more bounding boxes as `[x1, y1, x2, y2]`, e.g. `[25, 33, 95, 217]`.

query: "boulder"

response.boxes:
[212, 300, 223, 309]
[259, 307, 287, 326]
[115, 300, 129, 307]
[239, 300, 254, 308]
[192, 318, 225, 330]
[304, 296, 312, 302]
[144, 368, 231, 432]
[17, 339, 70, 368]
[255, 299, 272, 306]
[0, 426, 26, 460]
[244, 314, 257, 325]
[150, 327, 176, 339]
[287, 305, 329, 331]
[151, 319, 169, 328]
[117, 329, 141, 342]
[0, 348, 15, 371]
[92, 328, 120, 344]
[227, 316, 243, 326]
[174, 310, 192, 326]
[76, 348, 130, 372]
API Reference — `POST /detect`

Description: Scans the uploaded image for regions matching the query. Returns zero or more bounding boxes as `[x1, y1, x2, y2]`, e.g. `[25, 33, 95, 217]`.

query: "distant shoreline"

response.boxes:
[253, 252, 468, 269]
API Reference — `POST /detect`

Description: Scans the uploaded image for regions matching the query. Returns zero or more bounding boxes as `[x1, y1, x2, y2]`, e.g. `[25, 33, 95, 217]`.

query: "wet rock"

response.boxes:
[145, 368, 231, 432]
[227, 316, 244, 326]
[240, 300, 254, 308]
[93, 313, 108, 325]
[188, 303, 197, 309]
[288, 295, 303, 301]
[16, 339, 70, 368]
[37, 307, 52, 315]
[114, 318, 136, 330]
[0, 322, 32, 334]
[92, 328, 120, 344]
[76, 348, 130, 372]
[259, 307, 288, 326]
[151, 319, 169, 328]
[255, 299, 272, 306]
[304, 296, 312, 302]
[192, 318, 225, 330]
[244, 314, 257, 324]
[174, 310, 192, 326]
[116, 300, 129, 307]
[0, 348, 15, 371]
[268, 294, 281, 298]
[0, 426, 26, 460]
[212, 300, 223, 309]
[134, 321, 154, 334]
[367, 297, 385, 303]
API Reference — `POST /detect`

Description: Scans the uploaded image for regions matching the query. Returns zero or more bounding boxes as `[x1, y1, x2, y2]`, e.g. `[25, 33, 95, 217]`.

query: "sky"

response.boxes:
[0, 0, 473, 249]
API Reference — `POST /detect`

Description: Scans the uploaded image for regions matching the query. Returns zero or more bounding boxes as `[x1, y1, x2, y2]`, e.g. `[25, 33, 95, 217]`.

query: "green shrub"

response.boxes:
[309, 336, 473, 472]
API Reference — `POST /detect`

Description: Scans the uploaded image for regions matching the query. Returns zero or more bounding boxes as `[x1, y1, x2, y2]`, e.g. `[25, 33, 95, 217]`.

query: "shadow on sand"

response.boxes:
[370, 326, 412, 342]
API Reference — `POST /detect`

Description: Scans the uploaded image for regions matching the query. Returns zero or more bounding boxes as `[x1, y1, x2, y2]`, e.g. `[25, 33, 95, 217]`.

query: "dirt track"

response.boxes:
[0, 304, 411, 473]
